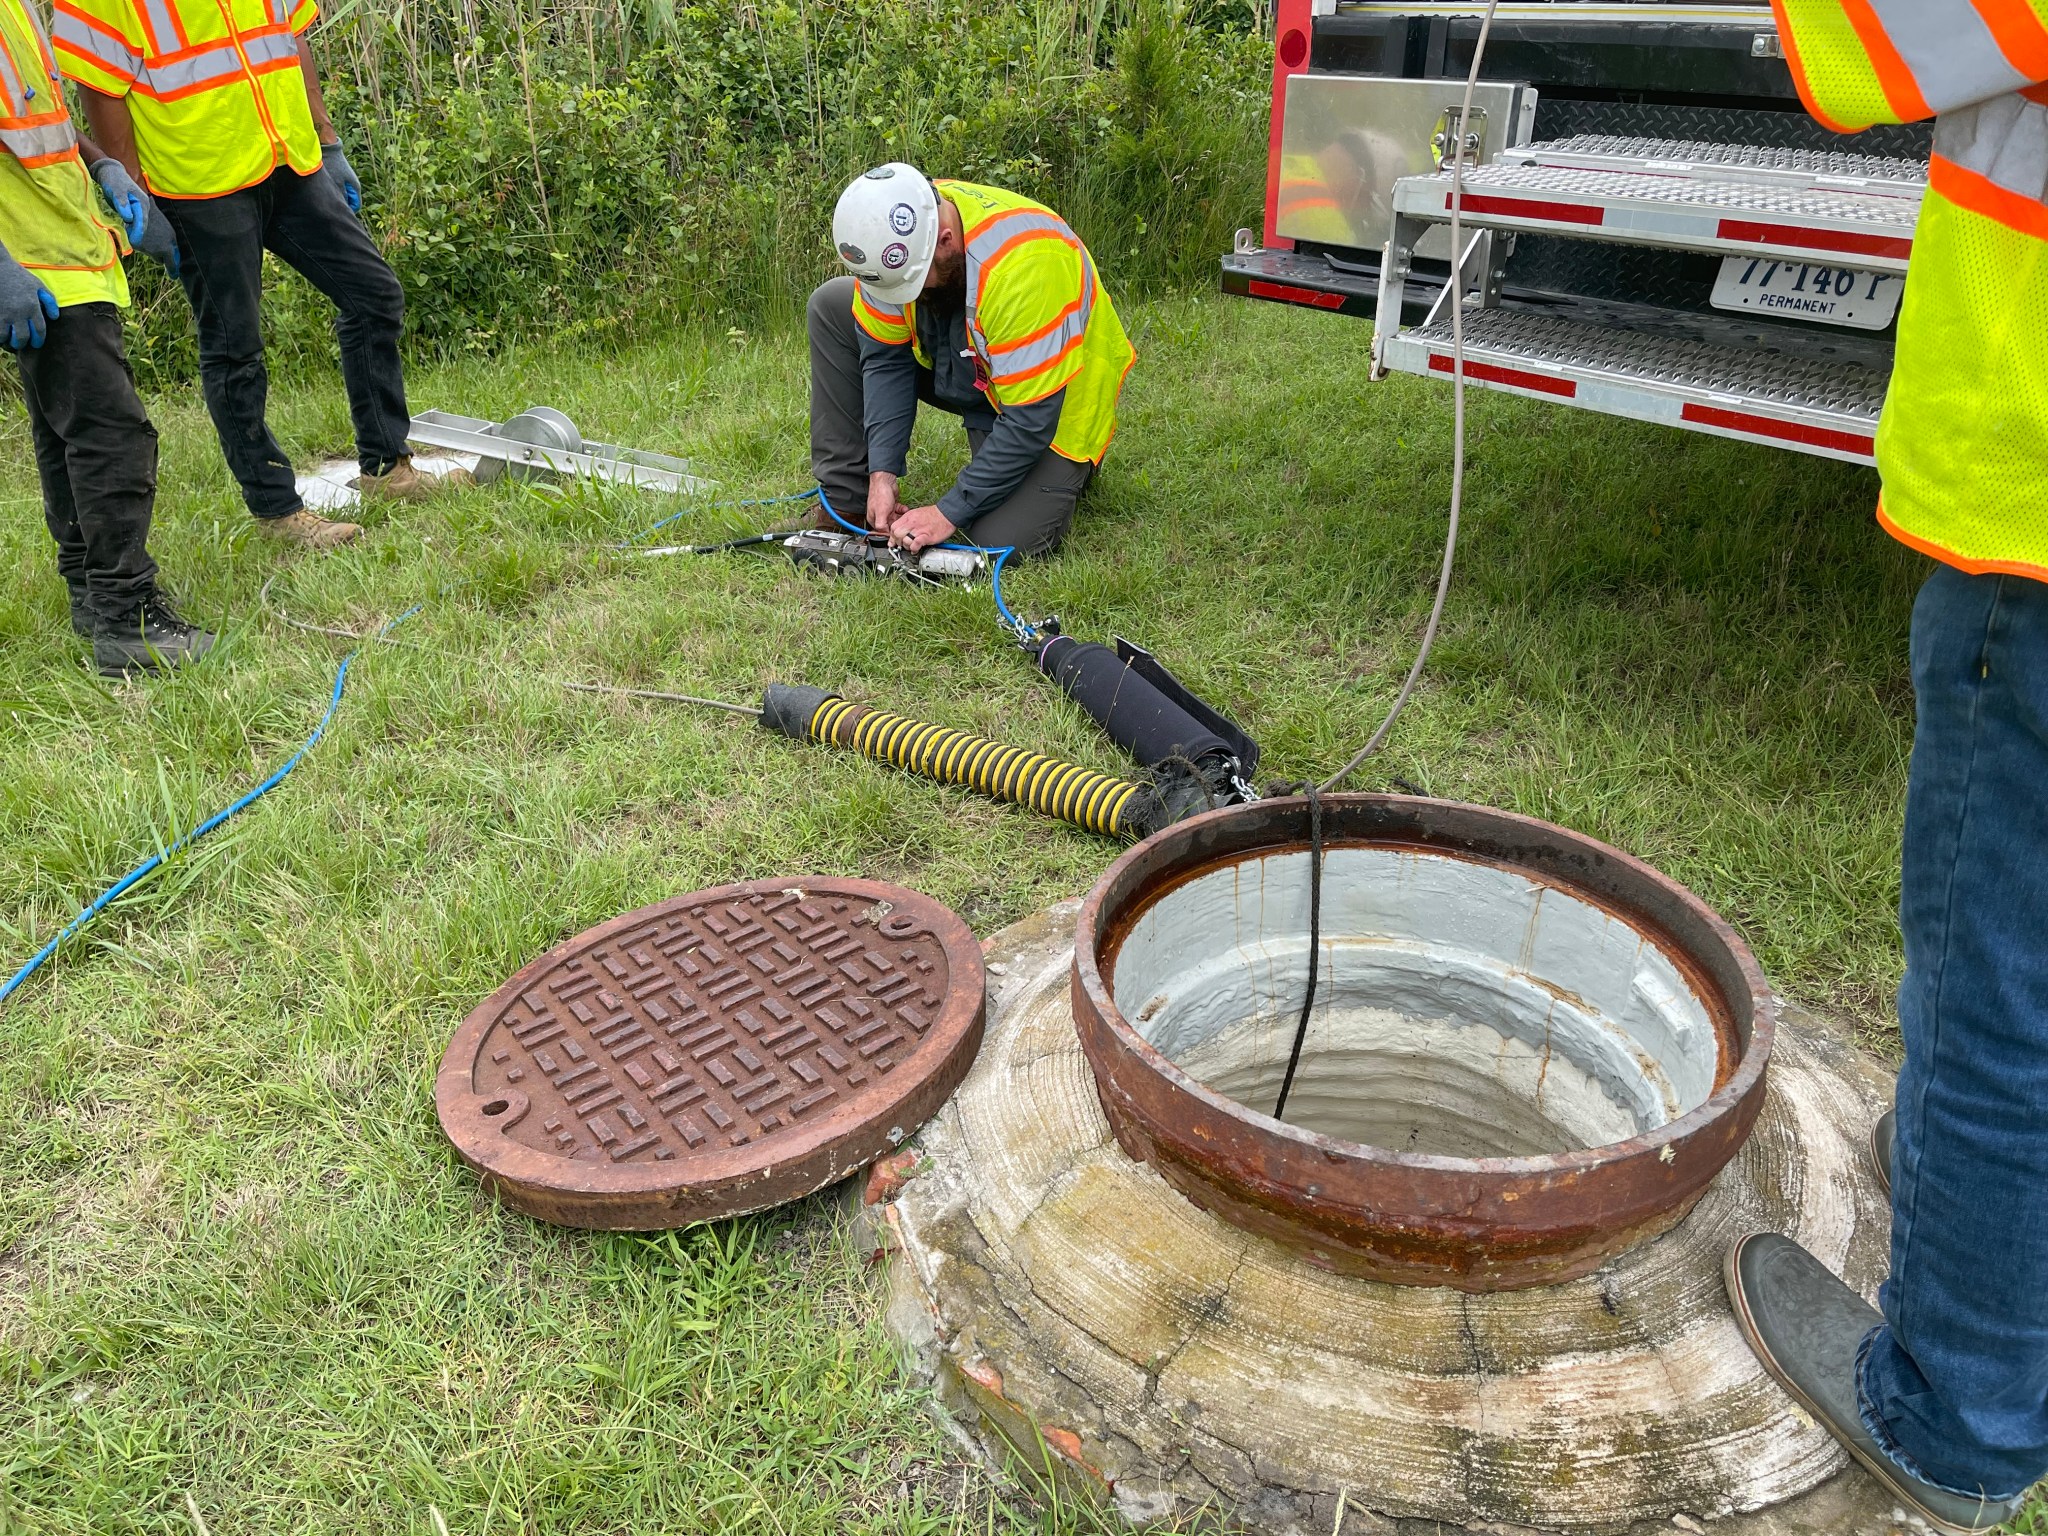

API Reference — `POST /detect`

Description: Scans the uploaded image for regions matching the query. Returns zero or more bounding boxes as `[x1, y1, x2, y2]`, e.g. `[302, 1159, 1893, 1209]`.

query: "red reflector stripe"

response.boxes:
[1715, 218, 1913, 261]
[1681, 402, 1875, 457]
[1459, 193, 1606, 226]
[1428, 353, 1578, 398]
[1246, 279, 1345, 309]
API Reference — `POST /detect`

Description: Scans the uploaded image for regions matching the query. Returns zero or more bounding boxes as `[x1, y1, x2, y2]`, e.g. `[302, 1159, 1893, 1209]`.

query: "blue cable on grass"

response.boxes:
[812, 486, 1034, 642]
[0, 607, 420, 1009]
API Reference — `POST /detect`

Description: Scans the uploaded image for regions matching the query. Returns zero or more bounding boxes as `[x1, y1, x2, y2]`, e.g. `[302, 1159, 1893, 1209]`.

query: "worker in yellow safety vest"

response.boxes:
[51, 0, 467, 549]
[808, 164, 1136, 557]
[1723, 5, 2048, 1533]
[1, 0, 213, 674]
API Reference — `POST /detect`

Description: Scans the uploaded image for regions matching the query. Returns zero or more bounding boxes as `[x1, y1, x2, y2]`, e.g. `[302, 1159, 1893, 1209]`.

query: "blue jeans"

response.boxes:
[1858, 564, 2048, 1500]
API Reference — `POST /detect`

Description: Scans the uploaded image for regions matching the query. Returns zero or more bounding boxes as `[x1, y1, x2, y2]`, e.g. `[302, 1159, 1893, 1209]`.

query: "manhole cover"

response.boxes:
[436, 879, 985, 1229]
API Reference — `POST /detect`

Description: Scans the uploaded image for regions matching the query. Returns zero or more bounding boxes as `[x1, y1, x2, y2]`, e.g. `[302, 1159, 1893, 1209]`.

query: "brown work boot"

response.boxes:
[260, 507, 363, 548]
[355, 455, 476, 502]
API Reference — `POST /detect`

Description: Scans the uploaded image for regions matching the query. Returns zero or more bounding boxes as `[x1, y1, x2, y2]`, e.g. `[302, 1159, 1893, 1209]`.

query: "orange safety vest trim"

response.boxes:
[1773, 0, 2048, 581]
[52, 0, 321, 199]
[0, 0, 128, 308]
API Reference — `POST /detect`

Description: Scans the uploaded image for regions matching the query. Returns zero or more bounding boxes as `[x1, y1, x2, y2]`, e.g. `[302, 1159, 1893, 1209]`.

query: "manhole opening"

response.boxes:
[1111, 844, 1726, 1159]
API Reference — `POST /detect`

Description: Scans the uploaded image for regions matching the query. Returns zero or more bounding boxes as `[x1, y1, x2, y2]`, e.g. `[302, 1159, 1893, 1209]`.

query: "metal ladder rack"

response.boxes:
[1372, 137, 1928, 465]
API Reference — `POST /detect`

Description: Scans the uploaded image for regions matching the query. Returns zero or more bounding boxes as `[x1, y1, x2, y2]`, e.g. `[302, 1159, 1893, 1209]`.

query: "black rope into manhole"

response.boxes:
[1271, 782, 1323, 1123]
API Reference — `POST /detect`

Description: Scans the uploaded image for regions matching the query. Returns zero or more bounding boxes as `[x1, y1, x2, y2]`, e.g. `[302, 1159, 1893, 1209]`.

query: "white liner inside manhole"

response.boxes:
[1111, 847, 1723, 1157]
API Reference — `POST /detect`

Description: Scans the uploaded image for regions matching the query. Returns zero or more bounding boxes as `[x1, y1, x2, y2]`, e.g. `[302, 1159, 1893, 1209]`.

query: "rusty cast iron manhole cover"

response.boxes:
[436, 879, 985, 1229]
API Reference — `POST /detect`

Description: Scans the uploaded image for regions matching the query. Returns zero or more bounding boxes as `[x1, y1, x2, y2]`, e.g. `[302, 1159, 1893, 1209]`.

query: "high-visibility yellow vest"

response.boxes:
[852, 180, 1136, 465]
[1773, 0, 2048, 582]
[52, 0, 320, 200]
[0, 0, 127, 308]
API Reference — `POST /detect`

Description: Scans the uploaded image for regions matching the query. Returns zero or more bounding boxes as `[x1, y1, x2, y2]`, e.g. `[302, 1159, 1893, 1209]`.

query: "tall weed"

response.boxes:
[122, 0, 1271, 382]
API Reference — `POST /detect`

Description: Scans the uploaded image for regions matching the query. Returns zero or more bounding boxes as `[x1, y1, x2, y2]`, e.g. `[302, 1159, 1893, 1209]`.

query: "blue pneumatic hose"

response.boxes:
[811, 486, 1032, 641]
[0, 608, 419, 1009]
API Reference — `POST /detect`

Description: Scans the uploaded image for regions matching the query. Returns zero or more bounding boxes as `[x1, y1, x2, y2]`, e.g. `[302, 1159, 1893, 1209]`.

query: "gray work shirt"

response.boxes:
[859, 283, 1066, 533]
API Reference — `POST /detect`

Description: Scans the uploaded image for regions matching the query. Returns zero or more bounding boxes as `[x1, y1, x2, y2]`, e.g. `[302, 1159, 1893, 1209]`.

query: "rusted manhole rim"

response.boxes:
[438, 878, 985, 1229]
[1072, 795, 1775, 1290]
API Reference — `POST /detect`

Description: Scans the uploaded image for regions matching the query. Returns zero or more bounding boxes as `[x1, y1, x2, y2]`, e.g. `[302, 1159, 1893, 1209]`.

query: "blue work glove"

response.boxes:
[0, 243, 59, 350]
[321, 140, 361, 215]
[88, 158, 179, 277]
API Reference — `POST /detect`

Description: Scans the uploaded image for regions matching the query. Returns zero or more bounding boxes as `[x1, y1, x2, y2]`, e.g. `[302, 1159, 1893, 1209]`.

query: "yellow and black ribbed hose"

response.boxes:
[759, 684, 1167, 839]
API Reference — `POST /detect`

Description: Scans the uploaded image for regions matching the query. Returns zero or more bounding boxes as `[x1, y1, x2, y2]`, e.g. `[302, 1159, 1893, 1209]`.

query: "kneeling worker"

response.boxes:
[810, 165, 1135, 557]
[2, 0, 211, 674]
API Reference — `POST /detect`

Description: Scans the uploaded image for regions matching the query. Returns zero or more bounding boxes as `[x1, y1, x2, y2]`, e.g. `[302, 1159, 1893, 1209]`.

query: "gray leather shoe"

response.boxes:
[1874, 1108, 1896, 1202]
[1724, 1232, 2024, 1535]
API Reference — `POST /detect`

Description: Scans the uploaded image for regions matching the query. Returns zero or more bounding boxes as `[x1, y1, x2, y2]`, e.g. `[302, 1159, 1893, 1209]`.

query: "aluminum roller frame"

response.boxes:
[406, 409, 714, 495]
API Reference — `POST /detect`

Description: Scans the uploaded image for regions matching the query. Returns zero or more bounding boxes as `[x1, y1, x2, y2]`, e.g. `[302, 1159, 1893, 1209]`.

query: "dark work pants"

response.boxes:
[807, 275, 1091, 558]
[14, 303, 160, 621]
[159, 164, 409, 519]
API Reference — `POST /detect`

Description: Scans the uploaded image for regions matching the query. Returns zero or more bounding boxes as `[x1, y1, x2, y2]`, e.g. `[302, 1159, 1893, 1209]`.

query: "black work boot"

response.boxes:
[1724, 1233, 2025, 1535]
[66, 582, 92, 639]
[93, 591, 217, 678]
[1874, 1107, 1896, 1201]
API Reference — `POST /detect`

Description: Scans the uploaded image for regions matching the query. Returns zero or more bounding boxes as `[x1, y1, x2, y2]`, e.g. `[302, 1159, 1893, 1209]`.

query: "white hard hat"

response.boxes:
[832, 163, 939, 305]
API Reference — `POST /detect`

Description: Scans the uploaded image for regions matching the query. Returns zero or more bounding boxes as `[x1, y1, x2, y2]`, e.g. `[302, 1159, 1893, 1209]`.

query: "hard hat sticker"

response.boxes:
[882, 243, 909, 269]
[890, 203, 917, 235]
[865, 166, 897, 180]
[839, 242, 868, 264]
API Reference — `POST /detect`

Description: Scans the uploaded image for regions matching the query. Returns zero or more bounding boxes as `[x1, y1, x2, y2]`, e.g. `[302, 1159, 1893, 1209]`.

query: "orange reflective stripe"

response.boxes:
[1971, 0, 2048, 77]
[990, 330, 1085, 390]
[1878, 500, 2048, 583]
[1838, 0, 1933, 119]
[1930, 150, 2048, 239]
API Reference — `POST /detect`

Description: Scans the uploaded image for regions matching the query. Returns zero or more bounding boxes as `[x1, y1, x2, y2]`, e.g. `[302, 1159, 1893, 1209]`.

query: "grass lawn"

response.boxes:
[1, 293, 2034, 1532]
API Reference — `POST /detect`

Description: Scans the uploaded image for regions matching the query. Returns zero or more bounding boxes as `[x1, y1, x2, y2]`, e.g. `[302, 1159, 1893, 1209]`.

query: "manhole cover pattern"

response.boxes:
[436, 879, 985, 1229]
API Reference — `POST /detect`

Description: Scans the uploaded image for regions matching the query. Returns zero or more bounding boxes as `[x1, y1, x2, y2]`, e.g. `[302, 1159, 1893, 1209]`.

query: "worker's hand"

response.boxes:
[866, 471, 906, 533]
[321, 140, 362, 215]
[0, 251, 59, 350]
[92, 162, 181, 278]
[888, 504, 957, 555]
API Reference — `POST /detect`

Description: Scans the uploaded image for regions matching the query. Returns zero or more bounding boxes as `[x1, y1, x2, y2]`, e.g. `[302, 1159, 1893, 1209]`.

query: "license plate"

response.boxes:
[1710, 256, 1903, 330]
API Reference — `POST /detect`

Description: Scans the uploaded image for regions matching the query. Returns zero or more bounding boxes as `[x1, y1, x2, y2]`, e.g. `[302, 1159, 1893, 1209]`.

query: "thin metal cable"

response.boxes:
[257, 575, 762, 717]
[1271, 782, 1323, 1122]
[1321, 0, 1499, 793]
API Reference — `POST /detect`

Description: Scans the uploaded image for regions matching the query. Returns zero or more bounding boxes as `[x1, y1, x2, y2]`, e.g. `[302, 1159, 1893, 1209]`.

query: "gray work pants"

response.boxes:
[807, 276, 1091, 557]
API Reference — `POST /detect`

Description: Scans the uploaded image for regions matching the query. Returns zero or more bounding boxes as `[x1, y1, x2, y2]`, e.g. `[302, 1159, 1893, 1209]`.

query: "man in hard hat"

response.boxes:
[809, 164, 1135, 558]
[1721, 5, 2048, 1533]
[2, 0, 213, 675]
[53, 0, 465, 550]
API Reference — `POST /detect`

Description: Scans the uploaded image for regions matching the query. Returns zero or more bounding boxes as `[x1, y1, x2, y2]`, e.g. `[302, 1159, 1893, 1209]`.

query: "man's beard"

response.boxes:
[924, 247, 966, 292]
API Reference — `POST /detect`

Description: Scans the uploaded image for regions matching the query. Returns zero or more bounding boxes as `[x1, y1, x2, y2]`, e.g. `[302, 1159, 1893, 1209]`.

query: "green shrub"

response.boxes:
[121, 0, 1271, 384]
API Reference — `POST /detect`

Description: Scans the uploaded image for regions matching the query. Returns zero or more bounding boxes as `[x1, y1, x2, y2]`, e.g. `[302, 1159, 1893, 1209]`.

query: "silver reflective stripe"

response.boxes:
[963, 207, 1077, 306]
[856, 287, 904, 318]
[986, 254, 1096, 383]
[139, 0, 181, 51]
[1935, 90, 2048, 205]
[0, 118, 77, 159]
[241, 26, 298, 64]
[0, 28, 25, 106]
[142, 39, 243, 93]
[1865, 0, 2028, 115]
[270, 0, 290, 27]
[51, 10, 143, 79]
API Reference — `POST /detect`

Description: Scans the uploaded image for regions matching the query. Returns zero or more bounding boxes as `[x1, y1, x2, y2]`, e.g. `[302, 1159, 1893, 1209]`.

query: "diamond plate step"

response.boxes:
[1378, 309, 1884, 464]
[1391, 158, 1921, 270]
[1504, 135, 1928, 193]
